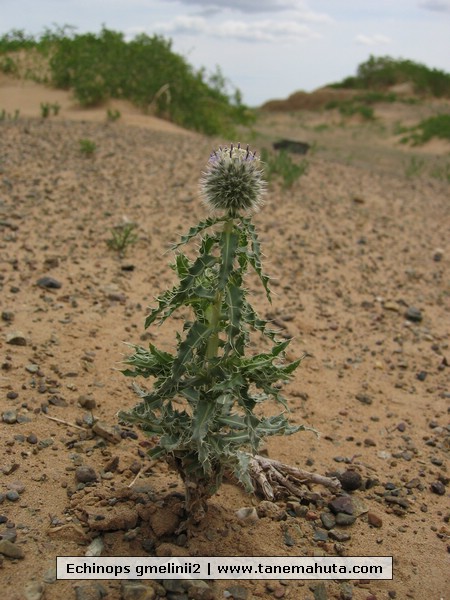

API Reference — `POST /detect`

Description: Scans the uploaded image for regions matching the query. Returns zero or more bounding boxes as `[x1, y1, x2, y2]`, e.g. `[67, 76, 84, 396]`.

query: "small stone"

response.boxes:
[383, 301, 400, 312]
[74, 582, 107, 600]
[335, 513, 356, 526]
[24, 581, 44, 600]
[6, 391, 18, 400]
[48, 395, 68, 407]
[430, 481, 446, 495]
[1, 311, 14, 322]
[43, 566, 57, 583]
[0, 528, 17, 542]
[6, 331, 27, 346]
[27, 433, 38, 444]
[225, 585, 248, 600]
[2, 410, 17, 424]
[313, 528, 329, 542]
[367, 512, 383, 528]
[355, 393, 372, 405]
[340, 582, 353, 600]
[121, 581, 156, 600]
[328, 496, 354, 515]
[36, 276, 62, 289]
[320, 512, 336, 530]
[313, 582, 327, 600]
[92, 420, 122, 444]
[433, 248, 444, 262]
[85, 536, 104, 557]
[235, 507, 259, 525]
[187, 580, 215, 600]
[7, 481, 25, 493]
[328, 529, 351, 542]
[78, 395, 97, 410]
[257, 500, 285, 520]
[405, 306, 422, 322]
[75, 466, 98, 484]
[339, 470, 362, 492]
[5, 490, 20, 502]
[416, 371, 427, 381]
[0, 538, 25, 558]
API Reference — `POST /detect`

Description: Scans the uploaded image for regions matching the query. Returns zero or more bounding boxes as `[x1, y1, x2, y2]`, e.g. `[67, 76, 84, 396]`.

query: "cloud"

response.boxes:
[418, 0, 450, 11]
[166, 0, 331, 20]
[355, 33, 391, 46]
[155, 15, 320, 42]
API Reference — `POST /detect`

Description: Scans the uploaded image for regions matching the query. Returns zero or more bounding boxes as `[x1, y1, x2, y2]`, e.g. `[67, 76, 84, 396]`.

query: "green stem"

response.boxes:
[205, 218, 234, 360]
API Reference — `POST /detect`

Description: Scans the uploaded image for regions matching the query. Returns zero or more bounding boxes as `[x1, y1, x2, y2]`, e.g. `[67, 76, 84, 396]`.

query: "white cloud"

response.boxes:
[418, 0, 450, 11]
[165, 0, 331, 20]
[155, 15, 320, 42]
[355, 33, 391, 46]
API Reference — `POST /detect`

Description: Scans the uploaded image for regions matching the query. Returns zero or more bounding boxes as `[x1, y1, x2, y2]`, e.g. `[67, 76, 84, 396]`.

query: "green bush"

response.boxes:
[261, 148, 308, 188]
[400, 114, 450, 145]
[0, 26, 254, 136]
[330, 55, 450, 98]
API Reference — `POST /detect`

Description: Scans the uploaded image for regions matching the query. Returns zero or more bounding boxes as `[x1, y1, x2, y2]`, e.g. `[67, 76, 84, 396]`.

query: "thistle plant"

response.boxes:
[120, 144, 339, 523]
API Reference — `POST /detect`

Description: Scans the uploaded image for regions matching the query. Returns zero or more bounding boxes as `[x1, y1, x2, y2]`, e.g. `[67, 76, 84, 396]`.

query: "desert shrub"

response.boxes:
[0, 25, 253, 135]
[260, 148, 309, 188]
[331, 55, 450, 98]
[400, 114, 450, 145]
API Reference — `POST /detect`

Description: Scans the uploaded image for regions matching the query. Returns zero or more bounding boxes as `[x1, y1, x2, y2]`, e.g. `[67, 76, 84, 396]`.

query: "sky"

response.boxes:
[1, 0, 450, 106]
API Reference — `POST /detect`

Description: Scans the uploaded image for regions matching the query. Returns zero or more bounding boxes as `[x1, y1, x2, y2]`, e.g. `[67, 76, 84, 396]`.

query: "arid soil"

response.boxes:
[0, 77, 449, 600]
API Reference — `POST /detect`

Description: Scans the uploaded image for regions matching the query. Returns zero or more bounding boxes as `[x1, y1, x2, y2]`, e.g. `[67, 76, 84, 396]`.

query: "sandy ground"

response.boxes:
[0, 77, 449, 600]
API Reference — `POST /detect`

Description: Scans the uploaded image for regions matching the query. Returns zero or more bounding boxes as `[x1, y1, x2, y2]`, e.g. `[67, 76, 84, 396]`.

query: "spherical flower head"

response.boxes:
[201, 143, 266, 217]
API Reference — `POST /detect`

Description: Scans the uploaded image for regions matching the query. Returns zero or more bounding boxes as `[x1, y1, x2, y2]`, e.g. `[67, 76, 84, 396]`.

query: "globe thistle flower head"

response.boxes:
[201, 143, 266, 217]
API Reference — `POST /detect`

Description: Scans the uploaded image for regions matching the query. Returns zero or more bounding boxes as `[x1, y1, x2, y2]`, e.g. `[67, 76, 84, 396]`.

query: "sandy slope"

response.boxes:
[0, 79, 449, 600]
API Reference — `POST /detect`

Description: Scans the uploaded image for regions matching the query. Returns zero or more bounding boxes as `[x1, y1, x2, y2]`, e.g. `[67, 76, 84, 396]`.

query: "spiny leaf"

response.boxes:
[218, 230, 239, 289]
[192, 395, 216, 443]
[225, 283, 244, 345]
[241, 217, 271, 301]
[171, 216, 225, 250]
[171, 321, 212, 380]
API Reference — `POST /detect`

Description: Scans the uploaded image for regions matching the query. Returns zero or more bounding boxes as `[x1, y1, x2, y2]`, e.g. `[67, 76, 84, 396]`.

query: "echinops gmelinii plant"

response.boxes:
[120, 144, 339, 524]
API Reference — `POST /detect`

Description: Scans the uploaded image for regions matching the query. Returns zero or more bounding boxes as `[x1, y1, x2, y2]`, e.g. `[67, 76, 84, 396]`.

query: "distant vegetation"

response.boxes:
[330, 55, 450, 98]
[0, 26, 254, 135]
[399, 114, 450, 145]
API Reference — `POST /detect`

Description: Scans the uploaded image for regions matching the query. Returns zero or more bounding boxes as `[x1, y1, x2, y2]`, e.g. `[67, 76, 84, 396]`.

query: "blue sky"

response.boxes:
[1, 0, 449, 105]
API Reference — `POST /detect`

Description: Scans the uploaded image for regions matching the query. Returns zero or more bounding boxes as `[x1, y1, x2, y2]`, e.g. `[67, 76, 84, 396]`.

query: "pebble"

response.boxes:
[5, 490, 20, 502]
[405, 306, 422, 322]
[27, 433, 38, 444]
[235, 507, 259, 525]
[328, 530, 351, 542]
[367, 512, 383, 528]
[36, 276, 62, 289]
[430, 481, 446, 495]
[75, 466, 98, 483]
[0, 528, 17, 542]
[6, 391, 18, 400]
[339, 470, 362, 492]
[0, 538, 24, 558]
[74, 583, 107, 600]
[92, 420, 122, 444]
[328, 496, 354, 515]
[24, 582, 44, 600]
[355, 393, 373, 405]
[320, 512, 336, 530]
[340, 582, 353, 600]
[6, 331, 27, 346]
[313, 582, 328, 600]
[335, 513, 356, 526]
[225, 585, 248, 600]
[78, 395, 97, 410]
[121, 581, 156, 600]
[2, 410, 18, 424]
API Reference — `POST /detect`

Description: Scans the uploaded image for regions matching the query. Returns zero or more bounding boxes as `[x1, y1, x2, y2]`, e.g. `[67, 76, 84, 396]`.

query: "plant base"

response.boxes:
[248, 454, 341, 500]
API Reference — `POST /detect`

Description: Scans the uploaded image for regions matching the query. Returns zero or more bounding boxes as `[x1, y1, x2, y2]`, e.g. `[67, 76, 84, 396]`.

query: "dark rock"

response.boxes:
[273, 139, 310, 155]
[335, 513, 356, 526]
[121, 581, 156, 600]
[416, 371, 427, 381]
[6, 391, 18, 400]
[75, 466, 98, 484]
[328, 496, 354, 515]
[320, 512, 336, 530]
[328, 529, 351, 542]
[36, 276, 62, 289]
[430, 481, 446, 495]
[2, 410, 17, 424]
[405, 306, 422, 322]
[6, 331, 27, 346]
[338, 470, 362, 492]
[225, 585, 248, 600]
[355, 393, 373, 405]
[78, 395, 97, 410]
